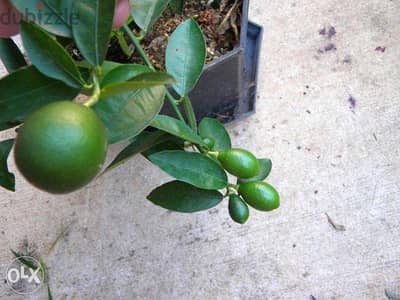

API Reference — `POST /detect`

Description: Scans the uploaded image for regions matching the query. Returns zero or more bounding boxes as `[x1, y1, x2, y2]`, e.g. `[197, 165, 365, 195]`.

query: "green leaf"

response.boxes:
[20, 21, 85, 89]
[130, 0, 170, 33]
[151, 115, 206, 146]
[169, 0, 185, 14]
[142, 140, 183, 157]
[199, 117, 231, 151]
[101, 64, 152, 86]
[48, 285, 53, 300]
[166, 19, 206, 96]
[94, 86, 166, 144]
[237, 159, 272, 184]
[0, 38, 26, 73]
[100, 60, 123, 80]
[105, 130, 170, 172]
[147, 180, 223, 213]
[0, 66, 79, 129]
[148, 150, 227, 190]
[100, 72, 175, 98]
[10, 249, 38, 270]
[95, 66, 169, 144]
[11, 0, 73, 37]
[38, 258, 49, 283]
[0, 139, 15, 192]
[72, 0, 115, 66]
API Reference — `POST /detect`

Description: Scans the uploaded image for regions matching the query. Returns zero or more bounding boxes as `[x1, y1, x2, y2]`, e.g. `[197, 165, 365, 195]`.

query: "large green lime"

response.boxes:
[14, 101, 107, 194]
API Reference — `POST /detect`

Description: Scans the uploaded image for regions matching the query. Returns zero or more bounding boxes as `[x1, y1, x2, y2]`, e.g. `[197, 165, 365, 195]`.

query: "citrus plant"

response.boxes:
[0, 0, 279, 224]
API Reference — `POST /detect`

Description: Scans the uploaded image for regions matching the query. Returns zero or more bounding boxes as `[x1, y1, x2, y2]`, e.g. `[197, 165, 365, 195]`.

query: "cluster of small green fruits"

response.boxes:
[213, 149, 279, 224]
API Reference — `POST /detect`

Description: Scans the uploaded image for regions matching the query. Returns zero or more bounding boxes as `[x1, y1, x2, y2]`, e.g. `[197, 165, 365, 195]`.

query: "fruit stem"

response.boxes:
[84, 74, 101, 107]
[228, 183, 239, 190]
[166, 92, 185, 123]
[225, 184, 238, 197]
[137, 30, 146, 41]
[183, 96, 197, 132]
[122, 24, 185, 123]
[207, 151, 219, 159]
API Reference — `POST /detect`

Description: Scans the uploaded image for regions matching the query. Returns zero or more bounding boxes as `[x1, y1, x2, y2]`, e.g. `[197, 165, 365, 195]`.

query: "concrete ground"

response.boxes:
[1, 0, 400, 299]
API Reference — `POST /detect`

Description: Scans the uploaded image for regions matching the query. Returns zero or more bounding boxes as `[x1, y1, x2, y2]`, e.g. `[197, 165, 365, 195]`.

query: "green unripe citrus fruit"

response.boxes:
[203, 137, 215, 150]
[229, 194, 249, 224]
[14, 101, 108, 194]
[217, 148, 260, 179]
[238, 181, 280, 211]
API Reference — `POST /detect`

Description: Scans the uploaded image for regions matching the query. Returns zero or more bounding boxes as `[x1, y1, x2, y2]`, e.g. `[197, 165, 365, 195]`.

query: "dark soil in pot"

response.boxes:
[106, 0, 243, 69]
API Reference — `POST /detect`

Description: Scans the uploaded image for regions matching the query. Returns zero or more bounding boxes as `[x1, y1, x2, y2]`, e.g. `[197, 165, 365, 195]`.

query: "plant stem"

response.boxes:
[183, 96, 197, 132]
[166, 93, 185, 122]
[228, 183, 239, 190]
[225, 183, 239, 198]
[84, 75, 101, 107]
[226, 186, 236, 196]
[207, 151, 219, 159]
[122, 25, 154, 71]
[122, 24, 186, 123]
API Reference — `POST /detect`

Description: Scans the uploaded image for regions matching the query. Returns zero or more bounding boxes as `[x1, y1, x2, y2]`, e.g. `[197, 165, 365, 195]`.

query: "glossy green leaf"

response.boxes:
[105, 130, 170, 172]
[142, 140, 184, 157]
[100, 60, 123, 80]
[169, 0, 185, 14]
[0, 38, 26, 73]
[0, 139, 15, 192]
[148, 150, 227, 189]
[237, 159, 272, 184]
[199, 117, 231, 151]
[20, 21, 85, 88]
[166, 19, 206, 96]
[100, 72, 175, 98]
[11, 0, 73, 37]
[0, 66, 79, 130]
[147, 180, 223, 213]
[130, 0, 170, 32]
[151, 115, 205, 146]
[94, 86, 166, 144]
[72, 0, 115, 66]
[101, 64, 151, 86]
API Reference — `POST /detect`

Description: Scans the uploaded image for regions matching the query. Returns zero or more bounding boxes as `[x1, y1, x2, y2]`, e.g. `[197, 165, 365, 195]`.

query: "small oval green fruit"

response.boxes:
[14, 101, 108, 194]
[217, 148, 260, 178]
[238, 181, 280, 211]
[229, 194, 250, 224]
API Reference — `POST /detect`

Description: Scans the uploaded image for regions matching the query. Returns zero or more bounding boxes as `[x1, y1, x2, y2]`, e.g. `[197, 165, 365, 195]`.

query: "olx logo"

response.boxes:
[5, 256, 44, 295]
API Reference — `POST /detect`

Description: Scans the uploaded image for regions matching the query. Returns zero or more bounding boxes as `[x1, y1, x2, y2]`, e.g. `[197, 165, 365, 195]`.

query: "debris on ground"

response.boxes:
[348, 95, 356, 110]
[319, 25, 336, 39]
[325, 213, 346, 231]
[375, 46, 386, 53]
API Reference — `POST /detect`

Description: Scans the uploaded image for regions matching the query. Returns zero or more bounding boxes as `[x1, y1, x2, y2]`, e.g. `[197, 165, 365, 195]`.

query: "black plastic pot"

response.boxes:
[162, 0, 263, 123]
